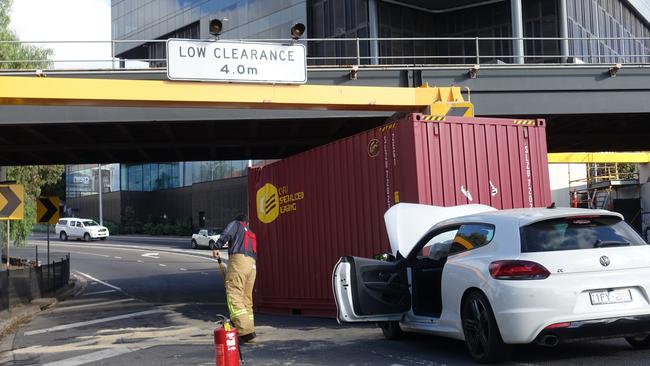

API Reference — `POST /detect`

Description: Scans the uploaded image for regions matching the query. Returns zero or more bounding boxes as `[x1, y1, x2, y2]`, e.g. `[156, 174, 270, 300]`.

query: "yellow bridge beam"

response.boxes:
[548, 152, 650, 164]
[0, 76, 472, 114]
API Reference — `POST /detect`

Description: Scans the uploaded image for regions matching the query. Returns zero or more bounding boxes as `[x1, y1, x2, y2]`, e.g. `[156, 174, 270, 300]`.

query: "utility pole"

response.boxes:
[98, 164, 103, 225]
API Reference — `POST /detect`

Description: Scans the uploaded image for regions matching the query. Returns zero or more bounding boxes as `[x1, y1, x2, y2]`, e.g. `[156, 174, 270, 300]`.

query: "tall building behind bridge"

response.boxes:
[112, 0, 650, 65]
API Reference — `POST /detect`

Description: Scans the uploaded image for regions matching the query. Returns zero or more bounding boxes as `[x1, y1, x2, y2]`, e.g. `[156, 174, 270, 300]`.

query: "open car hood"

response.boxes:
[384, 203, 497, 257]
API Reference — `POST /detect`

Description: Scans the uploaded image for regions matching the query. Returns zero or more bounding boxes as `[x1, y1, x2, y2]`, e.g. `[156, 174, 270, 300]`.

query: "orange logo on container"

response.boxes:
[368, 139, 380, 157]
[256, 183, 279, 224]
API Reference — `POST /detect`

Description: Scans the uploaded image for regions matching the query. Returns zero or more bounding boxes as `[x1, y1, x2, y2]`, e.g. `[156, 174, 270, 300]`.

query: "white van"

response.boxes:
[55, 218, 110, 242]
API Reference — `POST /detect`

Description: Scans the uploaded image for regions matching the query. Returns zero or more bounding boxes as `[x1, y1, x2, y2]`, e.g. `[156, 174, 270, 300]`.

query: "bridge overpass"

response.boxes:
[2, 38, 650, 165]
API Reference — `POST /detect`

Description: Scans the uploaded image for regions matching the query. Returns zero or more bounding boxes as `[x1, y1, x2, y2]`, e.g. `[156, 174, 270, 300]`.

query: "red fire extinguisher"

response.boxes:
[214, 315, 241, 366]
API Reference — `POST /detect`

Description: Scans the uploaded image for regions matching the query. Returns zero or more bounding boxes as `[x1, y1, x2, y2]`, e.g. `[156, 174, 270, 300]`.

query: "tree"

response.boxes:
[0, 0, 59, 251]
[0, 0, 53, 70]
[1, 166, 64, 246]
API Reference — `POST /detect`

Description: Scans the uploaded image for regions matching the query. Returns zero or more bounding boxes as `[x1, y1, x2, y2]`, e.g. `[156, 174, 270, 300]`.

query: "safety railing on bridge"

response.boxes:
[1, 36, 649, 72]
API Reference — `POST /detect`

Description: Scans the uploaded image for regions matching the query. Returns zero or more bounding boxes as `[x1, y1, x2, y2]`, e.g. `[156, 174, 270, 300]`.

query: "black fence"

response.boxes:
[0, 254, 70, 312]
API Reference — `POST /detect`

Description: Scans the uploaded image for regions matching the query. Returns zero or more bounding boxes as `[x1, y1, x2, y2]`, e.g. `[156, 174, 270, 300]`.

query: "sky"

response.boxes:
[8, 0, 117, 69]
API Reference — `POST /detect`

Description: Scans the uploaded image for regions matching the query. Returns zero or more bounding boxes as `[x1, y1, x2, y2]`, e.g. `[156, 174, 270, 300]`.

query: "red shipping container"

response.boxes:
[248, 113, 551, 317]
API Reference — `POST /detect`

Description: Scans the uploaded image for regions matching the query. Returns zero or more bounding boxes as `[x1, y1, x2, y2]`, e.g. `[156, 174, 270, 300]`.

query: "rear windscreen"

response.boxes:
[521, 216, 647, 253]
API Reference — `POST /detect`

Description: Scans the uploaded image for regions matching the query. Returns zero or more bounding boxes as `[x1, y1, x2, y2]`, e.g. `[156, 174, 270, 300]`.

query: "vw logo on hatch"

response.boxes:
[599, 256, 611, 267]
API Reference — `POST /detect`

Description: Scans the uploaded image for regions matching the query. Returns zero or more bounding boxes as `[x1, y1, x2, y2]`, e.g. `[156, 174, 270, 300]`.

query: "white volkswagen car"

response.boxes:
[332, 203, 650, 363]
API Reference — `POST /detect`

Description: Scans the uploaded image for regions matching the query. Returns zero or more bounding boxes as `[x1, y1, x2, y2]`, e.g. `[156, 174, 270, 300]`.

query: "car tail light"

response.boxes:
[489, 260, 550, 280]
[545, 322, 570, 329]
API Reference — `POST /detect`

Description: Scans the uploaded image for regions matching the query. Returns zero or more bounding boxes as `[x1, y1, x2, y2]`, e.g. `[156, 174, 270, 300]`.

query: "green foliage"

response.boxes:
[1, 165, 64, 247]
[119, 206, 142, 234]
[0, 0, 53, 70]
[103, 220, 120, 235]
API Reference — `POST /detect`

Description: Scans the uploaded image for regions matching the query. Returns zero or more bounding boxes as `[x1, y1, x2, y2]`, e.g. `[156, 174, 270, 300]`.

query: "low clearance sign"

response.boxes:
[167, 39, 307, 84]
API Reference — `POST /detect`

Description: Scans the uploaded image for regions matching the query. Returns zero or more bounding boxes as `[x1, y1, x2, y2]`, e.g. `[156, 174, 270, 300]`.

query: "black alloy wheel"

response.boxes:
[59, 232, 68, 241]
[191, 239, 198, 249]
[461, 291, 510, 363]
[379, 321, 404, 340]
[626, 334, 650, 349]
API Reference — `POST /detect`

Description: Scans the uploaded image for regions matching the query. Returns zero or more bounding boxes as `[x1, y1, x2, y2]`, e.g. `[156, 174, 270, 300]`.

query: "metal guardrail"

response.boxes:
[0, 254, 70, 312]
[0, 36, 649, 72]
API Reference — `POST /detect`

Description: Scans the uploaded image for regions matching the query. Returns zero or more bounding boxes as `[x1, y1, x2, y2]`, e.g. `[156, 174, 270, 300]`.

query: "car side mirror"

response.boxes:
[373, 251, 396, 262]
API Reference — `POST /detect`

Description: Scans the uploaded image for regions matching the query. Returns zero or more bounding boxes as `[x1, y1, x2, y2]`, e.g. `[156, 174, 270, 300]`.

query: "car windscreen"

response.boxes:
[521, 215, 647, 253]
[208, 228, 223, 235]
[82, 220, 99, 227]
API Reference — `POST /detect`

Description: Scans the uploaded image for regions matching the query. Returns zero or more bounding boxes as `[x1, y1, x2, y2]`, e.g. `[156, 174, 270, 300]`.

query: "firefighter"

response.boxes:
[213, 213, 257, 343]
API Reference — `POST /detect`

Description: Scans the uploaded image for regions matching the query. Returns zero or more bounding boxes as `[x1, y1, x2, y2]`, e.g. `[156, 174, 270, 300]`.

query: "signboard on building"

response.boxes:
[166, 39, 307, 84]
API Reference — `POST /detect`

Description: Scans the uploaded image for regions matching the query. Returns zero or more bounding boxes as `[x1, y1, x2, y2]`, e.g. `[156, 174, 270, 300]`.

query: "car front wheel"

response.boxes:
[626, 334, 650, 349]
[379, 321, 404, 340]
[462, 291, 510, 364]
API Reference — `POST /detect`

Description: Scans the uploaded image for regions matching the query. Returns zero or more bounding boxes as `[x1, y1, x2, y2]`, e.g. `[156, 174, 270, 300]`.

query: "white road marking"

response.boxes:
[52, 298, 135, 312]
[141, 252, 160, 259]
[137, 260, 144, 263]
[65, 250, 110, 258]
[75, 272, 122, 291]
[114, 256, 122, 259]
[201, 272, 209, 275]
[42, 341, 160, 366]
[81, 289, 116, 296]
[24, 309, 167, 336]
[159, 263, 166, 267]
[179, 268, 187, 271]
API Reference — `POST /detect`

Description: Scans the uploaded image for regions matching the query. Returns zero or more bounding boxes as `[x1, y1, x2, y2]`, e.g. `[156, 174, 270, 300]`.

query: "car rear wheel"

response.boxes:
[191, 239, 198, 249]
[626, 334, 650, 349]
[462, 291, 510, 364]
[84, 233, 91, 242]
[379, 321, 404, 340]
[59, 232, 68, 241]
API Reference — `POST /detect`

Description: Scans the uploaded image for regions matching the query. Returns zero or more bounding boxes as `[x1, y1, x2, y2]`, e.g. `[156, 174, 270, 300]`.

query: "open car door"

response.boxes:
[332, 256, 410, 324]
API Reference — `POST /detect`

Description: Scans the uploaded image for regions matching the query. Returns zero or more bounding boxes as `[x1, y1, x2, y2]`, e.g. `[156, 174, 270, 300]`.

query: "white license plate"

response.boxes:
[589, 289, 632, 305]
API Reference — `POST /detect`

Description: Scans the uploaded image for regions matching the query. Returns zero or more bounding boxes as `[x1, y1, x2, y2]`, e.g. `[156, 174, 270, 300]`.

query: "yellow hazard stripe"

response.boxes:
[421, 115, 446, 121]
[548, 152, 650, 163]
[513, 120, 536, 126]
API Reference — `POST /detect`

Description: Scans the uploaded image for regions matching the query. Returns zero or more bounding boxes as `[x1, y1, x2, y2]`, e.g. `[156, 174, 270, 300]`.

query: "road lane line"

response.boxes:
[179, 268, 187, 271]
[52, 298, 135, 312]
[114, 256, 122, 259]
[24, 309, 167, 336]
[75, 271, 122, 291]
[42, 342, 158, 366]
[137, 260, 144, 263]
[159, 263, 167, 267]
[81, 289, 116, 296]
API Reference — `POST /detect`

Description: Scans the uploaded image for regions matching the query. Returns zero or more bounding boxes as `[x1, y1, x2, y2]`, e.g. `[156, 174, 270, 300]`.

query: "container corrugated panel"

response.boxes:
[248, 113, 551, 317]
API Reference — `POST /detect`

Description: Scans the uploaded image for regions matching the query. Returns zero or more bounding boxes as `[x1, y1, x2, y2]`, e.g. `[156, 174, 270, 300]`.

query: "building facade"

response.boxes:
[113, 0, 650, 65]
[65, 161, 257, 231]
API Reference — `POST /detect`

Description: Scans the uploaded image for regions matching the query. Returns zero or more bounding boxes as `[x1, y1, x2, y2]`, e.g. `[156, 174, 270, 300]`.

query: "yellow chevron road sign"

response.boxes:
[0, 184, 24, 220]
[37, 196, 61, 224]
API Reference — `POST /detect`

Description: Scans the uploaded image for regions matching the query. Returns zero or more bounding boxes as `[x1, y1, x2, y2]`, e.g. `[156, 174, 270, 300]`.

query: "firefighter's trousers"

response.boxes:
[225, 253, 256, 336]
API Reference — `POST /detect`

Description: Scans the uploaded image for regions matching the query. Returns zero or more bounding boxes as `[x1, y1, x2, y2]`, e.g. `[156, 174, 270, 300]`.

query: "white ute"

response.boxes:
[56, 218, 109, 242]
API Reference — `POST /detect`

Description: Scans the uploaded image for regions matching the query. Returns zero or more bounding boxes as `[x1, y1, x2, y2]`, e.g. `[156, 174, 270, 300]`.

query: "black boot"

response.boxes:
[239, 332, 256, 344]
